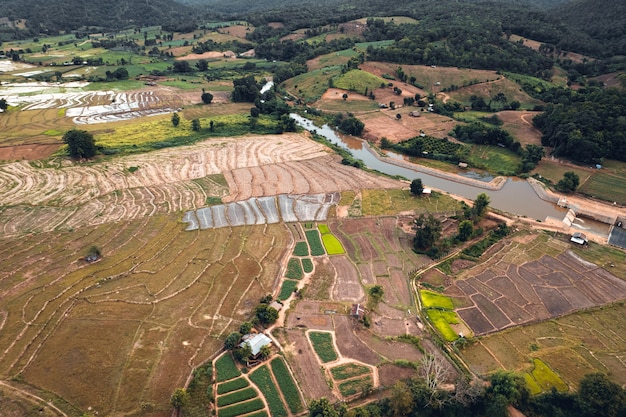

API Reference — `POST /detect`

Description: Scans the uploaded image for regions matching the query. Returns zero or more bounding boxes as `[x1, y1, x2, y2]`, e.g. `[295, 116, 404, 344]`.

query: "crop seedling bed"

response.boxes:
[285, 258, 303, 280]
[302, 258, 314, 273]
[338, 375, 373, 397]
[270, 357, 303, 413]
[330, 363, 371, 380]
[293, 241, 309, 256]
[215, 353, 241, 382]
[249, 365, 288, 417]
[217, 387, 258, 407]
[426, 310, 459, 342]
[305, 230, 325, 256]
[420, 290, 455, 310]
[279, 279, 299, 301]
[217, 377, 249, 394]
[308, 331, 338, 363]
[218, 398, 265, 417]
[322, 234, 346, 255]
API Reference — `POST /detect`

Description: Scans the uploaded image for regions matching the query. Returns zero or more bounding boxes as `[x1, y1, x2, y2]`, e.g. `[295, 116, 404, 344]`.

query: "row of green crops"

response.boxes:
[392, 136, 468, 161]
[305, 229, 326, 256]
[218, 398, 265, 417]
[249, 365, 288, 417]
[293, 241, 309, 256]
[217, 377, 249, 394]
[217, 387, 258, 407]
[302, 258, 314, 273]
[318, 224, 345, 255]
[330, 363, 371, 381]
[338, 375, 373, 397]
[215, 353, 241, 382]
[278, 279, 299, 301]
[285, 258, 304, 280]
[270, 357, 304, 413]
[308, 331, 338, 363]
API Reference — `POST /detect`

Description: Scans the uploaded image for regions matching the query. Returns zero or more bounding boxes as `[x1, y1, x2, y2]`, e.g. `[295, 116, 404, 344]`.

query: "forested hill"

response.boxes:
[0, 0, 194, 33]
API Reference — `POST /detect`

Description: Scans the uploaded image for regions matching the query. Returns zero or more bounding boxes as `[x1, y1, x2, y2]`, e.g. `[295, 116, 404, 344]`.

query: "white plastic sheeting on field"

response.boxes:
[183, 193, 340, 231]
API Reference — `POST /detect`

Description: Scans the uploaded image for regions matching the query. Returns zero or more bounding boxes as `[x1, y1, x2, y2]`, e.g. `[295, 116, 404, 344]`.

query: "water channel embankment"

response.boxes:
[291, 113, 566, 221]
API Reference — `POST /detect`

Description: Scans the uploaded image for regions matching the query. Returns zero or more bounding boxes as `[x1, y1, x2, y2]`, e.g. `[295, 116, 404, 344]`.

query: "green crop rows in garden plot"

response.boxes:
[218, 398, 265, 417]
[394, 136, 467, 159]
[217, 387, 258, 407]
[215, 353, 241, 382]
[270, 357, 303, 413]
[305, 230, 325, 256]
[285, 258, 303, 280]
[302, 258, 314, 273]
[293, 241, 309, 256]
[308, 331, 338, 363]
[330, 363, 371, 381]
[217, 377, 249, 394]
[338, 375, 373, 397]
[249, 365, 288, 417]
[278, 280, 299, 301]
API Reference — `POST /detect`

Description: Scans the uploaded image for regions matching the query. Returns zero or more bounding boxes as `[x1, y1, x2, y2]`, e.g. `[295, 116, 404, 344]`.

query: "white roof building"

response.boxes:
[239, 333, 272, 356]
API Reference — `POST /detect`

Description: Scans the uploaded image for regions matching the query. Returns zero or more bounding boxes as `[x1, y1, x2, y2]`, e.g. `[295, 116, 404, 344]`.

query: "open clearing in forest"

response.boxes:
[447, 232, 626, 336]
[0, 215, 289, 416]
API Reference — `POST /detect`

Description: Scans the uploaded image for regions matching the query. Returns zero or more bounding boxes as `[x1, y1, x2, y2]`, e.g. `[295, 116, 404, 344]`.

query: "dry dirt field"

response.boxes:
[495, 110, 543, 146]
[446, 232, 626, 336]
[360, 110, 457, 143]
[0, 215, 289, 416]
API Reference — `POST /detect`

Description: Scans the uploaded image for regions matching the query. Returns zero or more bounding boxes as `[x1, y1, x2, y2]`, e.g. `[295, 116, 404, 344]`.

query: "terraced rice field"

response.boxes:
[0, 215, 289, 416]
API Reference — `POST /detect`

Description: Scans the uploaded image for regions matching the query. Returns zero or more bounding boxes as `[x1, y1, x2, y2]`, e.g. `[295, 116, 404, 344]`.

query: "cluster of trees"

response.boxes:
[308, 371, 626, 417]
[413, 193, 492, 258]
[532, 87, 626, 164]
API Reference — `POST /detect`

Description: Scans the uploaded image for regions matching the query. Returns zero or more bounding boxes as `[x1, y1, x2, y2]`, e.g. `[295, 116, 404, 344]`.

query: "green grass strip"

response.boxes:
[270, 357, 303, 413]
[249, 365, 288, 417]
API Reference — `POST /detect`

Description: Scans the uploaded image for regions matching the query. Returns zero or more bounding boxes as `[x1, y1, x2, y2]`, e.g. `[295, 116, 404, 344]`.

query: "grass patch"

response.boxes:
[329, 363, 371, 381]
[338, 375, 373, 397]
[525, 358, 568, 393]
[217, 377, 249, 395]
[570, 243, 626, 281]
[217, 387, 258, 407]
[215, 353, 241, 382]
[278, 279, 299, 301]
[468, 145, 521, 176]
[293, 241, 309, 256]
[308, 331, 338, 363]
[270, 357, 303, 413]
[579, 170, 626, 206]
[426, 309, 459, 342]
[218, 398, 265, 417]
[249, 365, 288, 417]
[285, 258, 303, 280]
[305, 229, 325, 256]
[420, 290, 455, 310]
[301, 258, 314, 273]
[361, 189, 462, 216]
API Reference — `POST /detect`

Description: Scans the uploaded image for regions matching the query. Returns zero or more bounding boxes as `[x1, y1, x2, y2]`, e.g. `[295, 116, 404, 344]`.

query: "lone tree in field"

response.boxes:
[0, 98, 7, 112]
[171, 112, 180, 127]
[191, 119, 201, 131]
[469, 193, 490, 220]
[413, 214, 442, 252]
[170, 388, 190, 417]
[63, 129, 96, 159]
[201, 89, 213, 104]
[410, 178, 424, 196]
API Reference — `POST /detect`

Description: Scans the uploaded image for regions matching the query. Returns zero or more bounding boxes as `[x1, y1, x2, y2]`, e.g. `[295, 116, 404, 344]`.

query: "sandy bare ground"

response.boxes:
[176, 51, 237, 60]
[360, 110, 457, 143]
[496, 110, 543, 146]
[0, 144, 60, 161]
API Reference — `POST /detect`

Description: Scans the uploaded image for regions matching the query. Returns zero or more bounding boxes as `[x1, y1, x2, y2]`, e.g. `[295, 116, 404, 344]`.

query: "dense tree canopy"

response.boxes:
[63, 129, 96, 159]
